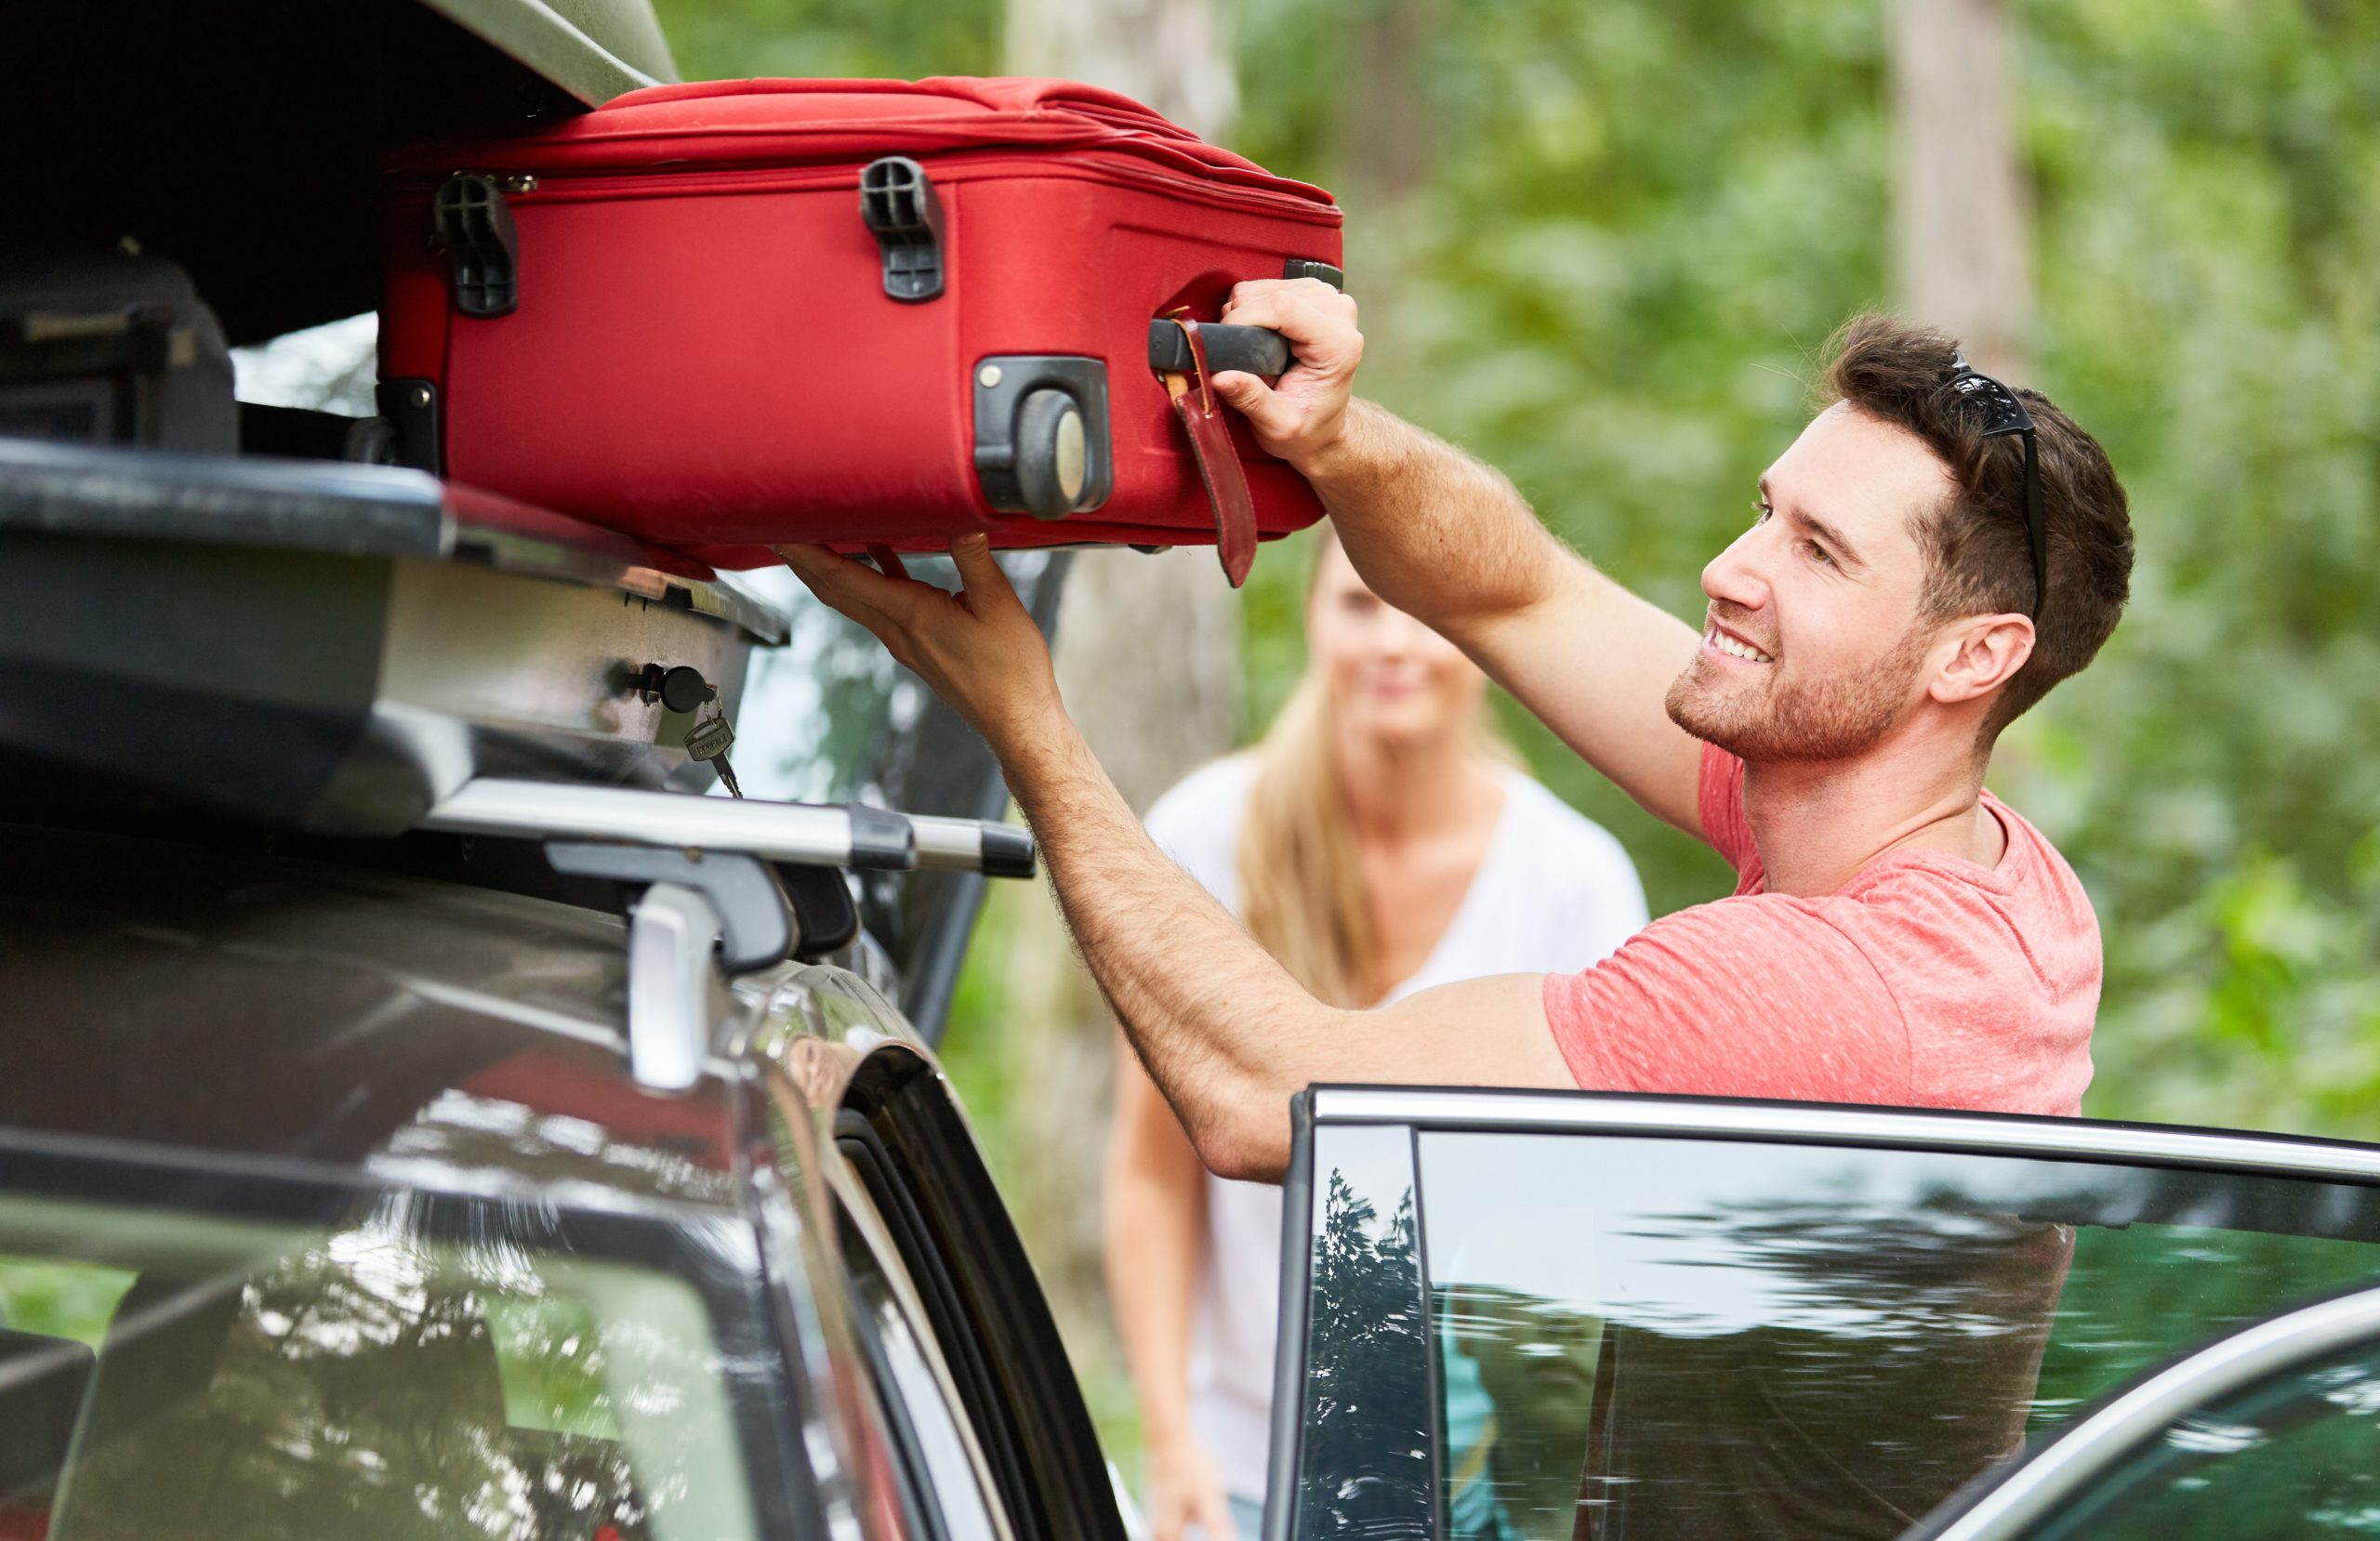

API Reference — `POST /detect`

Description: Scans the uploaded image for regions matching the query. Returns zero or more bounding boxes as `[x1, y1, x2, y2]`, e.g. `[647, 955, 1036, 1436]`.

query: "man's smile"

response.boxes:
[1703, 620, 1775, 665]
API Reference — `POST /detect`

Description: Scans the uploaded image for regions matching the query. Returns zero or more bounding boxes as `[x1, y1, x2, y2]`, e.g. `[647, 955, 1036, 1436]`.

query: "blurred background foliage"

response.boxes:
[655, 0, 2380, 1460]
[655, 0, 2380, 1133]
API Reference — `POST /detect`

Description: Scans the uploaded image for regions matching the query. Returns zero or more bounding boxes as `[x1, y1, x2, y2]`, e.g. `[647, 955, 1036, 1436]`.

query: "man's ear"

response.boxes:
[1929, 613, 2034, 705]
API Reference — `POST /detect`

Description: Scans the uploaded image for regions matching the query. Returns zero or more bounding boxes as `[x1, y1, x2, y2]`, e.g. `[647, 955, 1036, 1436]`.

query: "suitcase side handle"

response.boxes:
[1145, 320, 1291, 380]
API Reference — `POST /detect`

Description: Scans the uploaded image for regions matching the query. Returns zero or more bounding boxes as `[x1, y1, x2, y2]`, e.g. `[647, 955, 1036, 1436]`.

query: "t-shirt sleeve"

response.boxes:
[1540, 896, 1913, 1104]
[1697, 742, 1755, 872]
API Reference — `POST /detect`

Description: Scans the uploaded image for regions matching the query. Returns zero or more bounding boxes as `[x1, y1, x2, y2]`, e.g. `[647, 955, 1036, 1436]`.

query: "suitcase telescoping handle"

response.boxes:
[1144, 321, 1291, 380]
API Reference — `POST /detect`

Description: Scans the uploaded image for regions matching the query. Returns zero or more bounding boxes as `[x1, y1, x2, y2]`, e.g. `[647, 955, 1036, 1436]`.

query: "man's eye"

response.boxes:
[1804, 540, 1836, 567]
[1752, 500, 1772, 525]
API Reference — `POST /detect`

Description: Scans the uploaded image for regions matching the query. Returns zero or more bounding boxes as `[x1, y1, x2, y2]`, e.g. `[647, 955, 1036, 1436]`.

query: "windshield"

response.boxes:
[0, 1188, 766, 1541]
[1290, 1125, 2380, 1541]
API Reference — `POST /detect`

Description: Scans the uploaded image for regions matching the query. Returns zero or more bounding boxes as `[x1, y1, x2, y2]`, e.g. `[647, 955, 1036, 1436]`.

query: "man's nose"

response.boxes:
[1701, 525, 1771, 613]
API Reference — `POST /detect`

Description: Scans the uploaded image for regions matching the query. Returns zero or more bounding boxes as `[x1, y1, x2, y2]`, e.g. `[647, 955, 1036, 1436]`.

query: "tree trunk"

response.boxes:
[1336, 0, 1434, 204]
[1888, 0, 2031, 378]
[1005, 0, 1236, 138]
[985, 0, 1245, 1453]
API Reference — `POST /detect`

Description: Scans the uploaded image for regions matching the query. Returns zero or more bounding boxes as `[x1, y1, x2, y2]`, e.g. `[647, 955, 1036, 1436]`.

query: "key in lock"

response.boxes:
[684, 705, 743, 798]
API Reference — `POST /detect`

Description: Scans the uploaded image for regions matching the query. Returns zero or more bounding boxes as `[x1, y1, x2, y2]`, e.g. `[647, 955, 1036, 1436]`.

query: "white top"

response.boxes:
[1140, 754, 1648, 1502]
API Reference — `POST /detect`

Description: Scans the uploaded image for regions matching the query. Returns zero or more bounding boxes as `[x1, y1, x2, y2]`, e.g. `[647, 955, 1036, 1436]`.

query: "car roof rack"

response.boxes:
[422, 777, 1035, 878]
[422, 776, 1034, 1090]
[2, 436, 1032, 1090]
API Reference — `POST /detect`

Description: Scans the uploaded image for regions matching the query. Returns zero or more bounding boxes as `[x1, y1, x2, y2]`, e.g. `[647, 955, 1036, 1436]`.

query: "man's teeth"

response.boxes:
[1708, 628, 1773, 664]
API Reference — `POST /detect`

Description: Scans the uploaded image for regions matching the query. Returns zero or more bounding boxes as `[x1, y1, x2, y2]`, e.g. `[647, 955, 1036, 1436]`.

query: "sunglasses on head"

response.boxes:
[1938, 349, 2046, 623]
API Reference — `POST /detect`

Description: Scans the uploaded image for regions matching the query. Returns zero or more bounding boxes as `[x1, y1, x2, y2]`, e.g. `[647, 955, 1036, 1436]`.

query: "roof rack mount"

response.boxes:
[422, 778, 1036, 1093]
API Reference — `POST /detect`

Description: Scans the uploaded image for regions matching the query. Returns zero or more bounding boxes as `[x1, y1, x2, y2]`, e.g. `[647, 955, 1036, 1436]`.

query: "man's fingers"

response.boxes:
[775, 544, 918, 648]
[947, 533, 1022, 614]
[776, 541, 932, 622]
[1224, 275, 1340, 314]
[1209, 370, 1276, 418]
[1223, 279, 1355, 342]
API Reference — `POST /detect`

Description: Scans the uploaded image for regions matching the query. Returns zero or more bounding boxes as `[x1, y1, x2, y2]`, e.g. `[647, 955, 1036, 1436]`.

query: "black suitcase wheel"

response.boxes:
[1014, 388, 1088, 520]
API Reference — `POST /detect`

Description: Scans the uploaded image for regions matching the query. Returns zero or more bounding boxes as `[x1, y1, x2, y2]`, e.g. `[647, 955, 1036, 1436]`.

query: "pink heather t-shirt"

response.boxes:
[1543, 744, 2100, 1116]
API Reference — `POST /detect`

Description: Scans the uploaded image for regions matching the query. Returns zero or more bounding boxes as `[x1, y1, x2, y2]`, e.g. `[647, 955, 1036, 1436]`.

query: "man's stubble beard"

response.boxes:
[1663, 624, 1930, 764]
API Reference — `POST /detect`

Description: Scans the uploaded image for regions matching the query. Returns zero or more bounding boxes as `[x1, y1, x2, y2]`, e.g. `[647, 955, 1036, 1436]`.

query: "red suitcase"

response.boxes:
[379, 77, 1343, 582]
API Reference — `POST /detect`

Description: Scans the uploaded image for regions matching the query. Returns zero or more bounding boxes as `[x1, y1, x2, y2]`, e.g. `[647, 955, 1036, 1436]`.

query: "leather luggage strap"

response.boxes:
[1157, 315, 1257, 587]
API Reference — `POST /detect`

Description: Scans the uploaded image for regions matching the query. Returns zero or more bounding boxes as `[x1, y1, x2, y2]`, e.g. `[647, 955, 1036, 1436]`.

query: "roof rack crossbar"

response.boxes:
[421, 778, 1037, 878]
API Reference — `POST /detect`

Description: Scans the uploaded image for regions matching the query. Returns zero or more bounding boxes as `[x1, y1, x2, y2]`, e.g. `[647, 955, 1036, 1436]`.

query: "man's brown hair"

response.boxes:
[1823, 312, 2133, 737]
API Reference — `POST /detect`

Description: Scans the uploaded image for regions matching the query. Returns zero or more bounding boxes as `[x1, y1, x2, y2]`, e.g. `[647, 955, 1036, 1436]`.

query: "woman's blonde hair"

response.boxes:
[1235, 533, 1507, 1008]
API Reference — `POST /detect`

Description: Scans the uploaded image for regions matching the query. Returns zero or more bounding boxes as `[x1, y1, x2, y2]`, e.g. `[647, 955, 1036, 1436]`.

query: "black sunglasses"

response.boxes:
[1939, 349, 2047, 622]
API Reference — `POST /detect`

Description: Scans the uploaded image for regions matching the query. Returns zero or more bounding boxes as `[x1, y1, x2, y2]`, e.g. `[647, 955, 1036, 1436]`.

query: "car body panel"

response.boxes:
[0, 817, 1120, 1541]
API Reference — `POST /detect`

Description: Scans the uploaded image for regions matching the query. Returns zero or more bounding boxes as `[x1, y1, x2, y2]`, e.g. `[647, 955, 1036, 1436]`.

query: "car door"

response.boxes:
[1265, 1087, 2380, 1541]
[1908, 1284, 2380, 1540]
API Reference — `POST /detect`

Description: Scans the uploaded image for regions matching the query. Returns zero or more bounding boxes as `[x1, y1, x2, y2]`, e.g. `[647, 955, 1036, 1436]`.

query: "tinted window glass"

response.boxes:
[0, 1192, 763, 1541]
[1292, 1125, 1433, 1541]
[1405, 1133, 2380, 1541]
[2029, 1337, 2380, 1540]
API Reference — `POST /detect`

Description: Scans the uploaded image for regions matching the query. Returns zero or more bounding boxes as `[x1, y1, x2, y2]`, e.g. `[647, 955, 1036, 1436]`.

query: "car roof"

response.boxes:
[0, 820, 750, 1204]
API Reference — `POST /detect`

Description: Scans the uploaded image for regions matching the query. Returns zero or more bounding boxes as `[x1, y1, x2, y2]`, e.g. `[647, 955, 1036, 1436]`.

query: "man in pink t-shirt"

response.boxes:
[782, 303, 2135, 1179]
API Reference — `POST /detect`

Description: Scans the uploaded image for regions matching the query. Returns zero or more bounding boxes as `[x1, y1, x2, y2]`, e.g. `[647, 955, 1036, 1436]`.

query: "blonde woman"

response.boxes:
[1104, 529, 1646, 1541]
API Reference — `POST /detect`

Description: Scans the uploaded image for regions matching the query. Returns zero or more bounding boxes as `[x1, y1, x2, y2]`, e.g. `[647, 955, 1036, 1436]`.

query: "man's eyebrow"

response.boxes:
[1761, 478, 1867, 571]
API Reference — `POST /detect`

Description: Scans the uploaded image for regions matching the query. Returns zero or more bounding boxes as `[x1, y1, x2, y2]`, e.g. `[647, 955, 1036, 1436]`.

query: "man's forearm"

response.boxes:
[1301, 400, 1569, 640]
[1001, 718, 1336, 1179]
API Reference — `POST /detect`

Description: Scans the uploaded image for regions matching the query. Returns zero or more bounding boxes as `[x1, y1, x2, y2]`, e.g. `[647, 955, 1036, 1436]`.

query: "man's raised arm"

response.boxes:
[1211, 279, 1709, 836]
[776, 538, 1574, 1182]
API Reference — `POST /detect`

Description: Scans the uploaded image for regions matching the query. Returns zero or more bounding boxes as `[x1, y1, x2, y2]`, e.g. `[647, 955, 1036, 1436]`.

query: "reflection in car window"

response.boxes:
[1292, 1125, 1433, 1541]
[0, 1192, 761, 1541]
[2025, 1338, 2380, 1540]
[1403, 1133, 2380, 1541]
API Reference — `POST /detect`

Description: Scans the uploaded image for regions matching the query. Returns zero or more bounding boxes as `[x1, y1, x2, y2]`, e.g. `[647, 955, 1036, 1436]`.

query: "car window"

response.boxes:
[0, 1189, 766, 1541]
[1289, 1124, 1434, 1541]
[2021, 1337, 2380, 1540]
[1285, 1122, 2380, 1541]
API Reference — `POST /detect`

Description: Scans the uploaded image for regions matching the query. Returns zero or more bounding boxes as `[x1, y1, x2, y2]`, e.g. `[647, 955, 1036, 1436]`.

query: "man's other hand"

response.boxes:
[775, 535, 1061, 757]
[1211, 277, 1362, 472]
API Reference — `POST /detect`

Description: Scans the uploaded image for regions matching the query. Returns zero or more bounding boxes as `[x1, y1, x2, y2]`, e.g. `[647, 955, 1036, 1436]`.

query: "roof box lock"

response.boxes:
[859, 157, 945, 302]
[431, 174, 521, 318]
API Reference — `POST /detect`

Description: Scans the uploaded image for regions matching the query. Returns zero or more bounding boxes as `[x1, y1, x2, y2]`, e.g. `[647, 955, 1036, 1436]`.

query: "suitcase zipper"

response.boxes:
[487, 151, 1333, 221]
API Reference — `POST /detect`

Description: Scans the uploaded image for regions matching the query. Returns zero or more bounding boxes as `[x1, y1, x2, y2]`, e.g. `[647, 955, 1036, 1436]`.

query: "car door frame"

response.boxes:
[1263, 1084, 2380, 1541]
